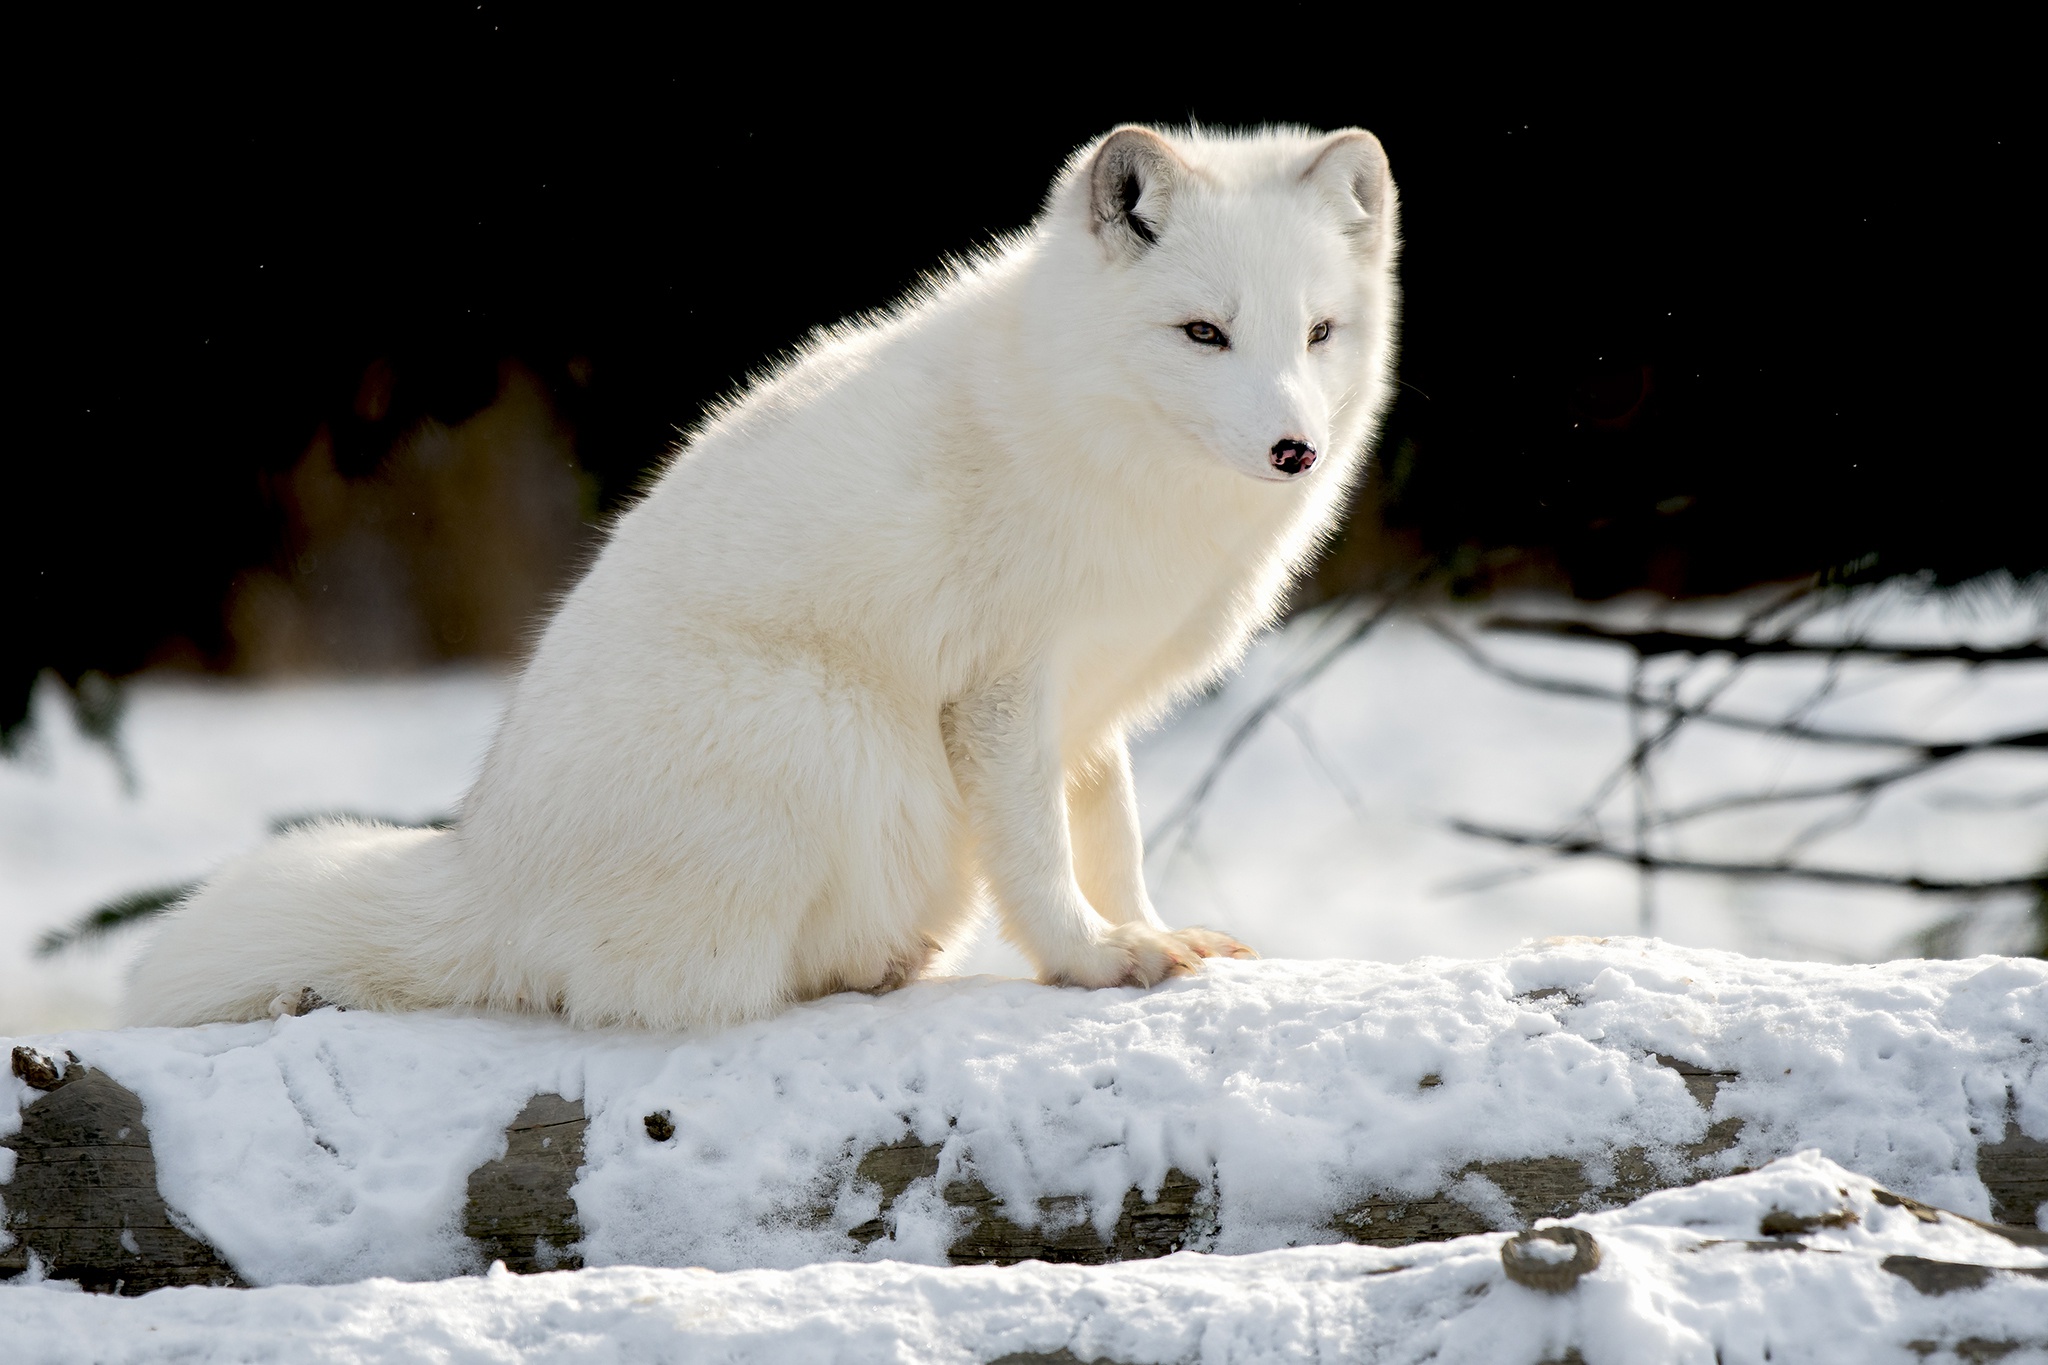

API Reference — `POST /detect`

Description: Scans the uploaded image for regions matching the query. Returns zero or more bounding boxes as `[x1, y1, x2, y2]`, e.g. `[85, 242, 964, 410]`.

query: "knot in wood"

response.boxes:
[1758, 1205, 1857, 1236]
[1501, 1226, 1601, 1292]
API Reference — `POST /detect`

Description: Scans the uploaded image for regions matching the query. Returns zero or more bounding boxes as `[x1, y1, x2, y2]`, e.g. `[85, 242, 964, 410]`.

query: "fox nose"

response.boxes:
[1269, 438, 1318, 476]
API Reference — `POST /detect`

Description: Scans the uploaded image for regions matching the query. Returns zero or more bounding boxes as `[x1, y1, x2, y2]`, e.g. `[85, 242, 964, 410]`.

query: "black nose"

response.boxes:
[1270, 439, 1318, 476]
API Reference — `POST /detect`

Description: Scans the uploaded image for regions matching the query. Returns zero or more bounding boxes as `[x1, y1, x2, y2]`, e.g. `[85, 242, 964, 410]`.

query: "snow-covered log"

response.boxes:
[9, 1155, 2048, 1363]
[4, 942, 2044, 1295]
[0, 1061, 240, 1292]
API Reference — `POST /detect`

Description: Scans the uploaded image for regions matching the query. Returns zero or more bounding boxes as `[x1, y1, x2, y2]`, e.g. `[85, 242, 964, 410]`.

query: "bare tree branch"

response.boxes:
[1646, 734, 2044, 825]
[1548, 644, 1747, 843]
[1775, 786, 1882, 863]
[1422, 617, 2048, 754]
[1274, 703, 1366, 818]
[1449, 819, 2048, 896]
[1147, 589, 1411, 859]
[1925, 784, 2048, 812]
[1537, 589, 1827, 851]
[1478, 618, 2048, 664]
[1626, 653, 1657, 932]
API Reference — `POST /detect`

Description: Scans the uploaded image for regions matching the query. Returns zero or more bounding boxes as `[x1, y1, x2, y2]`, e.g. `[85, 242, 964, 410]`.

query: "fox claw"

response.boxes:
[1171, 926, 1259, 961]
[1048, 922, 1254, 989]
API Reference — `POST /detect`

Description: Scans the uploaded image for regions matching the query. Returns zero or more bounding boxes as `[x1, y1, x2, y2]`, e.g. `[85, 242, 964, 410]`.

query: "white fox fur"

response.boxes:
[126, 125, 1402, 1031]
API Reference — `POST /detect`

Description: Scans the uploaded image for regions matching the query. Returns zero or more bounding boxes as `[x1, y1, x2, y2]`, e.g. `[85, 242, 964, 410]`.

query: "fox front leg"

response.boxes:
[1067, 736, 1258, 964]
[945, 673, 1195, 988]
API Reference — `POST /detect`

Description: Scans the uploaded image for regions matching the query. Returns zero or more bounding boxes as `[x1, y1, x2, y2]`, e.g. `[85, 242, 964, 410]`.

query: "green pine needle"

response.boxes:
[37, 882, 198, 958]
[33, 811, 455, 959]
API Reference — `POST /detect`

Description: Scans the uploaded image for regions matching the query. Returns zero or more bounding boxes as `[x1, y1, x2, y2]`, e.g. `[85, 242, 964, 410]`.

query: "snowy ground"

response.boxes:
[1130, 580, 2046, 974]
[7, 1155, 2045, 1365]
[0, 671, 504, 1033]
[2, 582, 2041, 1034]
[5, 941, 2046, 1361]
[2, 584, 2044, 1360]
[5, 941, 2043, 1283]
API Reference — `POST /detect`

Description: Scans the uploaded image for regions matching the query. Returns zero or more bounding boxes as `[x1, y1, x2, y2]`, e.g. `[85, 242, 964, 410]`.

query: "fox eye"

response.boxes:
[1308, 320, 1333, 346]
[1182, 320, 1229, 348]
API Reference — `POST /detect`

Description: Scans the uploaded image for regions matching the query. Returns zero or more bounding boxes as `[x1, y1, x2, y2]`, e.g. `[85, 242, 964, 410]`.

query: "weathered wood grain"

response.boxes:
[1, 1048, 241, 1293]
[1979, 1116, 2048, 1231]
[1331, 1052, 1744, 1247]
[847, 1134, 1212, 1264]
[463, 1092, 587, 1273]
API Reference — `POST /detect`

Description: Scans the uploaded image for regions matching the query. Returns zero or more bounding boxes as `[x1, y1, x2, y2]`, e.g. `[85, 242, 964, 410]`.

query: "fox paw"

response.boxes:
[1050, 922, 1201, 989]
[1170, 926, 1258, 961]
[857, 934, 944, 996]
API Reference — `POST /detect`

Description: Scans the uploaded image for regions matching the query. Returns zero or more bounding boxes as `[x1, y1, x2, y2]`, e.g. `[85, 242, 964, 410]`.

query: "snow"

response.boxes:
[4, 584, 2041, 1036]
[5, 1153, 2044, 1364]
[1, 582, 2044, 1355]
[1127, 581, 2047, 975]
[1517, 1234, 1579, 1263]
[5, 941, 2043, 1288]
[0, 670, 505, 1033]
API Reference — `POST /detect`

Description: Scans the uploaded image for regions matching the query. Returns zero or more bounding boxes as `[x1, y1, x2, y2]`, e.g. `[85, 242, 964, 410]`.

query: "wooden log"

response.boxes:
[463, 1093, 586, 1274]
[1, 1048, 240, 1293]
[5, 1043, 2041, 1292]
[849, 1134, 1214, 1264]
[1330, 1053, 1743, 1247]
[1979, 1116, 2048, 1230]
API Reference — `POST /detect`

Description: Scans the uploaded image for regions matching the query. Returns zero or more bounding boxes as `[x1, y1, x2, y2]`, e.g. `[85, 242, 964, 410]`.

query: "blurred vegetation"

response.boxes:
[9, 28, 2035, 759]
[34, 812, 455, 958]
[36, 884, 195, 958]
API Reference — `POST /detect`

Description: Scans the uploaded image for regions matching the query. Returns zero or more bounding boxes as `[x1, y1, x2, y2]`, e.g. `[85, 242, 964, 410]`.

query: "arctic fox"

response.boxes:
[126, 124, 1402, 1031]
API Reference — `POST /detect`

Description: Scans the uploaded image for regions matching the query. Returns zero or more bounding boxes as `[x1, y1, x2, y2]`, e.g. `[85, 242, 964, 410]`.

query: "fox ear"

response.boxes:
[1088, 127, 1181, 260]
[1301, 129, 1395, 256]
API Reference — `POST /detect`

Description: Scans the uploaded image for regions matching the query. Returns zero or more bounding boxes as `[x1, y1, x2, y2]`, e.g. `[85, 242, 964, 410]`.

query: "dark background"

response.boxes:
[9, 15, 2033, 742]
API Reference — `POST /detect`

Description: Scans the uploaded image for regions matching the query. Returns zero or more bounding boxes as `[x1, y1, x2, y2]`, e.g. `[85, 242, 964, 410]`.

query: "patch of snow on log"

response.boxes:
[4, 940, 2044, 1286]
[6, 1154, 2046, 1365]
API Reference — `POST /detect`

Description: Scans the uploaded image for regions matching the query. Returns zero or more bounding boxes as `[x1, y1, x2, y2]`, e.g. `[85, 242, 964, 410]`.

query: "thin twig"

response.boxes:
[1274, 703, 1367, 818]
[1547, 589, 1846, 889]
[1925, 784, 2048, 812]
[1653, 757, 1950, 825]
[1449, 820, 2047, 895]
[1478, 618, 2048, 664]
[1648, 719, 2047, 825]
[1547, 645, 1745, 843]
[1422, 618, 2048, 754]
[1776, 786, 1882, 863]
[1627, 653, 1656, 933]
[1147, 589, 1411, 858]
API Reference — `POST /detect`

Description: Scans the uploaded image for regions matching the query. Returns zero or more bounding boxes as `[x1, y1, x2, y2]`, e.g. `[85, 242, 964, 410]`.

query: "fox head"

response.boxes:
[1033, 125, 1400, 489]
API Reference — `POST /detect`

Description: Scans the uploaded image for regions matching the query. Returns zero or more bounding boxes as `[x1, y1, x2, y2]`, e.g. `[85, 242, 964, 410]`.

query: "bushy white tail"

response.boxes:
[124, 821, 475, 1026]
